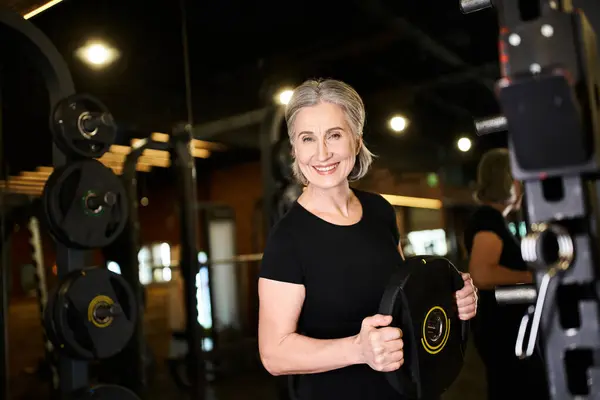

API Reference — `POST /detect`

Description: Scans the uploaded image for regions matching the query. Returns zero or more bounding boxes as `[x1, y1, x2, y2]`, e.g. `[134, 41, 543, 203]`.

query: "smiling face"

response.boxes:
[292, 102, 359, 190]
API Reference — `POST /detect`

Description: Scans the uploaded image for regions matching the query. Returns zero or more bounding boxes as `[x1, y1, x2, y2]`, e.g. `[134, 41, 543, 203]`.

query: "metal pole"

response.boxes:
[180, 0, 194, 126]
[171, 123, 204, 400]
[0, 66, 8, 400]
[0, 234, 8, 400]
[115, 145, 153, 395]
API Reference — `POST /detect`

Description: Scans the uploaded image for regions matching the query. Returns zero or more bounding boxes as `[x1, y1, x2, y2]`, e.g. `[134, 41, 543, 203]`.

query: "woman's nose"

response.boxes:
[317, 140, 330, 161]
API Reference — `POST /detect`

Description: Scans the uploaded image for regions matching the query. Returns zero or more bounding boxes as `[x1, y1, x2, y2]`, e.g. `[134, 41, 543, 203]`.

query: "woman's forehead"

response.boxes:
[294, 103, 350, 133]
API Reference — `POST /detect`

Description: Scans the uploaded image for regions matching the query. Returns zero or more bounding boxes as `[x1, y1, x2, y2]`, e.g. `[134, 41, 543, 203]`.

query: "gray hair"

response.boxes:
[474, 148, 514, 204]
[284, 79, 375, 185]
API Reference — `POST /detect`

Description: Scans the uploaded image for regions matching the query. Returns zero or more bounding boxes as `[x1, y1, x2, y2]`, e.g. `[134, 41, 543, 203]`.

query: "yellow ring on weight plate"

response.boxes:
[87, 295, 115, 328]
[421, 305, 451, 355]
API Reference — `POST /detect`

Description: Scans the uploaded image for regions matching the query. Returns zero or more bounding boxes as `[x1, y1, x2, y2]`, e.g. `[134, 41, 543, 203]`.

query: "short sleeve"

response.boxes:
[463, 206, 506, 253]
[470, 207, 506, 235]
[259, 226, 304, 285]
[386, 201, 401, 245]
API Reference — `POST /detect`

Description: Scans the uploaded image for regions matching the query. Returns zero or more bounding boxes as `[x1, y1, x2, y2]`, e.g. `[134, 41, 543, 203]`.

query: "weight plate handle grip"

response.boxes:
[378, 268, 421, 399]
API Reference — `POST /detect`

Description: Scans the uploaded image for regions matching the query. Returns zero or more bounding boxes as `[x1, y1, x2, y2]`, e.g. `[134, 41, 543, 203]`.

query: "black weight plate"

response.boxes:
[53, 268, 136, 360]
[43, 159, 128, 249]
[42, 168, 70, 246]
[379, 255, 467, 399]
[272, 138, 294, 183]
[50, 93, 116, 159]
[78, 384, 140, 400]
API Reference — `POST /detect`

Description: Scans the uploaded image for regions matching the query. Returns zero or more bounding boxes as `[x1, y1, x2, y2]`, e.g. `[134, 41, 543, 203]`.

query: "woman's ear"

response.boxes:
[356, 136, 363, 155]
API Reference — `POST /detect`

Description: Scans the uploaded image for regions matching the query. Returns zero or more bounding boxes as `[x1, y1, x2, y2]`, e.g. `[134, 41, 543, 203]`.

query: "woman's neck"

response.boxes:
[301, 182, 355, 217]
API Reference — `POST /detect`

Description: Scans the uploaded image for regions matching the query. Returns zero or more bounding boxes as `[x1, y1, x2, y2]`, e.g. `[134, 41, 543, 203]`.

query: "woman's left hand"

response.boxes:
[455, 273, 478, 321]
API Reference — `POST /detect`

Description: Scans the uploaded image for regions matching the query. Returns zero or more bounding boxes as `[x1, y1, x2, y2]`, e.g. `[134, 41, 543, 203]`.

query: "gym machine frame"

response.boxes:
[0, 9, 167, 399]
[98, 137, 170, 396]
[0, 54, 7, 400]
[0, 9, 93, 396]
[259, 106, 286, 233]
[117, 136, 170, 395]
[120, 126, 206, 400]
[462, 0, 600, 398]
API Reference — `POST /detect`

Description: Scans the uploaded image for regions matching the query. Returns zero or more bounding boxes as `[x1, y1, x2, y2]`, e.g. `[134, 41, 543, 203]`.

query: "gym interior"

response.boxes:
[1, 0, 595, 399]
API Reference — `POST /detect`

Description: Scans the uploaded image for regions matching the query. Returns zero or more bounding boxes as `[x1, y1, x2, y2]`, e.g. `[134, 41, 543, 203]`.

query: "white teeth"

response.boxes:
[315, 164, 338, 172]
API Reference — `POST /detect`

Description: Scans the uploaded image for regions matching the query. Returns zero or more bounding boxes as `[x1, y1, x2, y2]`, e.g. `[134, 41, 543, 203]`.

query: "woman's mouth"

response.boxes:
[313, 163, 339, 175]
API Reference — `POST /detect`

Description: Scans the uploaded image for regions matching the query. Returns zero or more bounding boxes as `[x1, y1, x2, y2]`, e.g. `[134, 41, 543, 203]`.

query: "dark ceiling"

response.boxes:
[0, 0, 46, 15]
[2, 0, 513, 182]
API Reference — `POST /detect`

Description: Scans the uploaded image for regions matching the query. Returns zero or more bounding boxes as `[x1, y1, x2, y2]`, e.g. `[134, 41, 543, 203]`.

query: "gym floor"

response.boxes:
[7, 287, 487, 399]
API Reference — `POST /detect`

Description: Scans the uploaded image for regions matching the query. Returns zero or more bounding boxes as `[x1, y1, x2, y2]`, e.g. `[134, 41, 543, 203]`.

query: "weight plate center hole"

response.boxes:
[78, 111, 98, 139]
[534, 224, 574, 270]
[539, 230, 560, 266]
[93, 301, 121, 325]
[85, 192, 116, 214]
[425, 310, 444, 344]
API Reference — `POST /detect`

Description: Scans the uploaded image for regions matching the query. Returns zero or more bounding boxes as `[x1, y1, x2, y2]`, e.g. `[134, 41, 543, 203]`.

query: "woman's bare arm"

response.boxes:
[258, 278, 364, 376]
[469, 231, 533, 290]
[398, 243, 405, 260]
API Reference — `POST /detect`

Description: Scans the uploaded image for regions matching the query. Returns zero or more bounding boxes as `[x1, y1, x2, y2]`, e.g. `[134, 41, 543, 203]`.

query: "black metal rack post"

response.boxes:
[171, 123, 205, 400]
[114, 138, 169, 395]
[0, 67, 8, 400]
[461, 1, 600, 398]
[0, 9, 91, 397]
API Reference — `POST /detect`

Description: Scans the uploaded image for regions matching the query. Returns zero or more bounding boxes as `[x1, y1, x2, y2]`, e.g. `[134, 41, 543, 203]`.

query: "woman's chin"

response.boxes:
[306, 175, 348, 190]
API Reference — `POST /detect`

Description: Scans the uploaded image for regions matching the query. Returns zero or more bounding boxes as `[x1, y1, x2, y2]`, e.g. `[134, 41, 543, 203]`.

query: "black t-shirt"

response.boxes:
[463, 205, 528, 351]
[259, 189, 404, 400]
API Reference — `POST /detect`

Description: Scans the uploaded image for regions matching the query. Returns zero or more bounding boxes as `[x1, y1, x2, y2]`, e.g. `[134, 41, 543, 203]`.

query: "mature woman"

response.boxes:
[464, 148, 549, 399]
[258, 79, 477, 400]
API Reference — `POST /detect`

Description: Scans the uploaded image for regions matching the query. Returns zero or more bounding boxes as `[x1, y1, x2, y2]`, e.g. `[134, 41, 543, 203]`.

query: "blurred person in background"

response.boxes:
[464, 148, 549, 399]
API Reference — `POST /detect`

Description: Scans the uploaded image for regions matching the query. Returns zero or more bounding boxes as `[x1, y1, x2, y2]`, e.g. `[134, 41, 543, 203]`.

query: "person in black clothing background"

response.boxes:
[258, 79, 478, 400]
[464, 148, 549, 399]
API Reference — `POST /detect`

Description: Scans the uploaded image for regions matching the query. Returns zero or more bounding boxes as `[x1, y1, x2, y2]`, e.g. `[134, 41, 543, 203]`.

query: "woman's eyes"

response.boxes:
[300, 132, 342, 142]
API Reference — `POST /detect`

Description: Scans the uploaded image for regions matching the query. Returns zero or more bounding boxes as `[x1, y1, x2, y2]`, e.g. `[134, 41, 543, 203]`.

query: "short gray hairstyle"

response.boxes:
[284, 79, 375, 185]
[474, 148, 514, 204]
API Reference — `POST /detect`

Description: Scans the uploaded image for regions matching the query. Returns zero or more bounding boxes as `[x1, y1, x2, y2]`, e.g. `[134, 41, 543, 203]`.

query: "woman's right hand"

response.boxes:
[357, 314, 404, 372]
